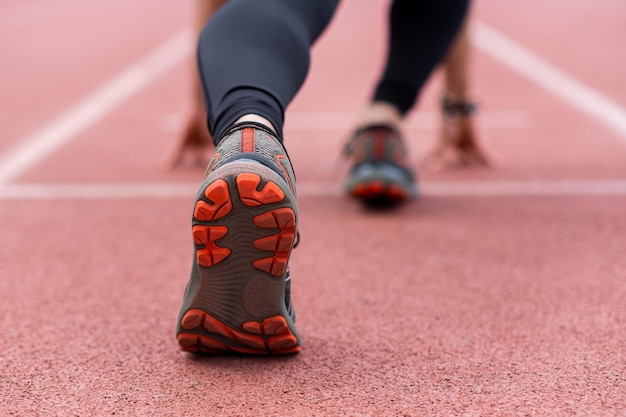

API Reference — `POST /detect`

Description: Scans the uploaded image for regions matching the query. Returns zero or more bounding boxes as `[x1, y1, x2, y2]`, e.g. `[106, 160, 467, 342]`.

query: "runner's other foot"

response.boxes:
[176, 122, 301, 355]
[164, 108, 214, 170]
[344, 124, 417, 207]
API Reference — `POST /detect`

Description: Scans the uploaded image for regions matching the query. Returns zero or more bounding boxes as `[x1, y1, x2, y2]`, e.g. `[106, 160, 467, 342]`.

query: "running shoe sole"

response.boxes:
[176, 159, 300, 355]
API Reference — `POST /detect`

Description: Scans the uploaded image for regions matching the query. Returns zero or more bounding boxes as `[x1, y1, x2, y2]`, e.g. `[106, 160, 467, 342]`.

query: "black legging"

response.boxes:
[197, 0, 470, 143]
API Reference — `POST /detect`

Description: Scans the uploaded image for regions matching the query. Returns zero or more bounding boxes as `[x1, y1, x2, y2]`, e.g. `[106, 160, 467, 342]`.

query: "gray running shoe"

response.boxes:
[176, 122, 301, 355]
[344, 124, 417, 206]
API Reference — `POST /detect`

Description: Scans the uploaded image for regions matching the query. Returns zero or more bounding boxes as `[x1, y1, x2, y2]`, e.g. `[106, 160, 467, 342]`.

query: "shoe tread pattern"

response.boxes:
[179, 162, 299, 355]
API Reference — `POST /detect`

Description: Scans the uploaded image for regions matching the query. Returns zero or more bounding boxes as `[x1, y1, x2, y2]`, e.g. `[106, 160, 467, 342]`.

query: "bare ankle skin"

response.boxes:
[234, 114, 277, 134]
[357, 102, 403, 128]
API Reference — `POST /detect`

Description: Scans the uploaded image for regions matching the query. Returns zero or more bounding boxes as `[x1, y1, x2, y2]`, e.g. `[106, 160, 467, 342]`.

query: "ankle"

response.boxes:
[357, 102, 402, 127]
[234, 114, 277, 134]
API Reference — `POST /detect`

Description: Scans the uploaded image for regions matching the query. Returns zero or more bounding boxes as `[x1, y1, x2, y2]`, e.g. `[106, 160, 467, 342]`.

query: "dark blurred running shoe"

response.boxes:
[344, 124, 417, 207]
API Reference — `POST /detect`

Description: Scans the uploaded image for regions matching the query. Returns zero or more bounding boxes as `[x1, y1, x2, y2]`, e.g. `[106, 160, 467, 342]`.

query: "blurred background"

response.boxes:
[1, 1, 625, 416]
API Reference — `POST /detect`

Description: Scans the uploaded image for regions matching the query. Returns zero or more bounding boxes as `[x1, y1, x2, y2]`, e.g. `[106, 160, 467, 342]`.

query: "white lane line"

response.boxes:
[0, 183, 198, 200]
[2, 180, 626, 200]
[474, 22, 626, 140]
[0, 29, 193, 184]
[422, 180, 626, 197]
[286, 110, 532, 131]
[158, 110, 532, 133]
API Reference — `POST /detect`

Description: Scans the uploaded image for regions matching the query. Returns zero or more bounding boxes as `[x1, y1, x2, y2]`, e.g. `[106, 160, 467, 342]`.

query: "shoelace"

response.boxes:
[342, 124, 400, 159]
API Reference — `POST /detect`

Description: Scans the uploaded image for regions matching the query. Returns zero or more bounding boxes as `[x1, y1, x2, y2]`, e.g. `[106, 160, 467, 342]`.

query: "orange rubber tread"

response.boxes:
[352, 182, 408, 201]
[194, 179, 233, 221]
[192, 225, 231, 267]
[179, 309, 300, 355]
[236, 173, 285, 207]
[252, 208, 296, 277]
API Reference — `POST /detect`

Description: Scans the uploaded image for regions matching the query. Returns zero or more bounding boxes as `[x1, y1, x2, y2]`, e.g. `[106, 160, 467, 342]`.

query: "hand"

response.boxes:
[163, 108, 214, 170]
[424, 114, 497, 172]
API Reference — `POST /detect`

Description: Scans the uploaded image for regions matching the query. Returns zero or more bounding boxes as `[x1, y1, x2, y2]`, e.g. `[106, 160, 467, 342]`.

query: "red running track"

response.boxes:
[1, 0, 625, 415]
